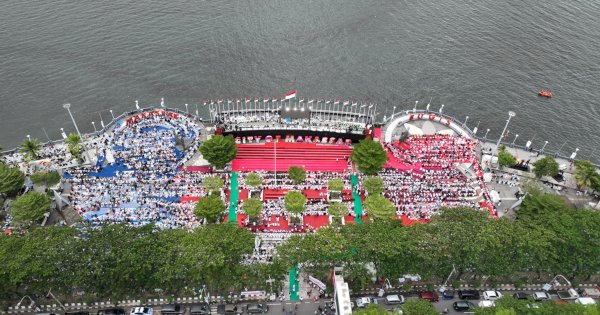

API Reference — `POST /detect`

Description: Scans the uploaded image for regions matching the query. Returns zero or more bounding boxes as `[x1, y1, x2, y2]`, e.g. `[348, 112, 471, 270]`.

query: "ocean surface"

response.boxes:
[1, 0, 599, 161]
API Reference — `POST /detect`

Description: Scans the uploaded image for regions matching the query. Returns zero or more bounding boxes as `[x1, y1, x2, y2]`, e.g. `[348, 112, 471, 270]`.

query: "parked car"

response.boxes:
[98, 309, 125, 315]
[130, 307, 153, 315]
[532, 292, 551, 302]
[355, 297, 372, 308]
[384, 295, 405, 305]
[482, 290, 503, 300]
[452, 301, 475, 312]
[575, 297, 597, 305]
[442, 288, 455, 300]
[190, 304, 211, 315]
[458, 289, 480, 300]
[557, 288, 579, 300]
[419, 291, 439, 302]
[217, 305, 239, 315]
[245, 304, 269, 314]
[512, 292, 529, 300]
[478, 301, 495, 308]
[388, 306, 403, 314]
[161, 305, 184, 315]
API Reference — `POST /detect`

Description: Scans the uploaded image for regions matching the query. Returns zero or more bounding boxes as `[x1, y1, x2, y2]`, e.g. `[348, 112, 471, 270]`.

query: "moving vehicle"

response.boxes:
[418, 291, 439, 302]
[482, 290, 503, 300]
[512, 292, 529, 300]
[452, 301, 475, 312]
[458, 289, 480, 300]
[538, 90, 553, 98]
[190, 304, 211, 315]
[98, 309, 125, 315]
[130, 307, 153, 315]
[532, 292, 551, 301]
[384, 294, 405, 305]
[355, 297, 372, 308]
[161, 305, 184, 315]
[245, 304, 269, 314]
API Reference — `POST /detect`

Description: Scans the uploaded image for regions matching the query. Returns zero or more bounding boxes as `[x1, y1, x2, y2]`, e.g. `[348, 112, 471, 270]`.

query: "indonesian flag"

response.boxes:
[334, 99, 340, 105]
[318, 99, 323, 104]
[227, 99, 232, 104]
[281, 97, 286, 101]
[285, 90, 297, 100]
[352, 101, 358, 106]
[308, 99, 314, 104]
[299, 98, 304, 103]
[210, 99, 214, 105]
[254, 98, 259, 103]
[264, 98, 270, 103]
[326, 99, 331, 104]
[361, 102, 367, 108]
[343, 100, 350, 106]
[237, 99, 241, 104]
[203, 101, 207, 106]
[369, 103, 374, 108]
[245, 98, 250, 103]
[218, 99, 223, 104]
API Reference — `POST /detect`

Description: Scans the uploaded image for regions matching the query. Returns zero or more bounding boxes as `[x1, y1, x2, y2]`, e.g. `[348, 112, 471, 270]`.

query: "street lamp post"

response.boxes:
[473, 121, 480, 134]
[413, 100, 418, 112]
[109, 109, 115, 120]
[496, 111, 516, 148]
[570, 148, 579, 160]
[392, 106, 396, 118]
[135, 100, 140, 110]
[60, 128, 67, 139]
[540, 141, 549, 153]
[464, 115, 469, 127]
[556, 141, 567, 157]
[195, 103, 199, 117]
[439, 104, 444, 114]
[91, 121, 97, 133]
[185, 103, 189, 114]
[512, 134, 519, 146]
[63, 103, 93, 164]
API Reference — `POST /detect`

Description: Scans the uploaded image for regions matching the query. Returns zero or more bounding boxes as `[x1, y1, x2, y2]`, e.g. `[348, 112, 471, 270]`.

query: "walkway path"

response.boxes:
[228, 172, 239, 223]
[350, 174, 363, 224]
[289, 267, 300, 301]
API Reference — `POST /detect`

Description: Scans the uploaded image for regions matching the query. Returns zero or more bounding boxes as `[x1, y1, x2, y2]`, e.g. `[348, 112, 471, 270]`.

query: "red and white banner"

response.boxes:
[284, 90, 297, 100]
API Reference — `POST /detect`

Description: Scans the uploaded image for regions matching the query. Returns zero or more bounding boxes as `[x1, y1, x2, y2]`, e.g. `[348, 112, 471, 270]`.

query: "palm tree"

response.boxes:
[65, 133, 83, 160]
[574, 160, 599, 190]
[19, 138, 41, 160]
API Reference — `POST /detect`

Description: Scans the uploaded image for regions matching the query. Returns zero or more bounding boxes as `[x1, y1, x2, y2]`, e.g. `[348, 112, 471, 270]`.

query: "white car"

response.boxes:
[482, 290, 503, 300]
[384, 294, 405, 305]
[532, 292, 551, 301]
[356, 297, 372, 308]
[478, 301, 495, 308]
[130, 307, 153, 315]
[575, 297, 597, 305]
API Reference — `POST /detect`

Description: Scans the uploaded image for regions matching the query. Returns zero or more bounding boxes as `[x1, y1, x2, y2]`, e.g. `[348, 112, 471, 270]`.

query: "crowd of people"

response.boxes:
[66, 111, 204, 229]
[388, 134, 478, 168]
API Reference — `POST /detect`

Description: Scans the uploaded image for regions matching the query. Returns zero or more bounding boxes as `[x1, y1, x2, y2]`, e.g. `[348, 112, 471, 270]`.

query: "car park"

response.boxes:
[419, 291, 439, 302]
[161, 305, 184, 315]
[355, 297, 372, 308]
[245, 303, 269, 314]
[478, 300, 495, 308]
[130, 307, 153, 315]
[532, 292, 551, 301]
[98, 309, 125, 315]
[452, 301, 475, 312]
[190, 304, 211, 315]
[482, 290, 503, 300]
[384, 294, 405, 304]
[512, 292, 529, 300]
[458, 289, 480, 300]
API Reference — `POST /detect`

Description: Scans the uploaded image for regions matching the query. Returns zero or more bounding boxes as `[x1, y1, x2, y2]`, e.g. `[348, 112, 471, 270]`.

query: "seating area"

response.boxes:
[232, 142, 351, 172]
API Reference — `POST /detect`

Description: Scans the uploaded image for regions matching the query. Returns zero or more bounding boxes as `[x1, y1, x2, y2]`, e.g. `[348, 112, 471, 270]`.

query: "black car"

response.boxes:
[217, 304, 239, 315]
[513, 292, 529, 300]
[161, 304, 184, 315]
[190, 304, 211, 315]
[245, 304, 269, 314]
[458, 289, 480, 300]
[98, 309, 125, 315]
[453, 301, 475, 312]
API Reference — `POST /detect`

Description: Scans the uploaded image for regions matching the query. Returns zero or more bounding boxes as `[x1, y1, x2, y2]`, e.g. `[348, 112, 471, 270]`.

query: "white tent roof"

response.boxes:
[437, 129, 456, 136]
[403, 123, 423, 135]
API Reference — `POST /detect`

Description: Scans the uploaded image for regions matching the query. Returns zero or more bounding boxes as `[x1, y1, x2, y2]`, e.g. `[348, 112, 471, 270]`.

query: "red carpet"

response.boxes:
[185, 165, 212, 172]
[264, 189, 288, 200]
[303, 215, 330, 229]
[304, 189, 327, 199]
[232, 142, 351, 172]
[180, 196, 199, 203]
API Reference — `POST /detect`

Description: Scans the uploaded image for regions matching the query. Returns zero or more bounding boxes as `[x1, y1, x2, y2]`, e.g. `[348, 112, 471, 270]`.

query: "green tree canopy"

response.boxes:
[284, 190, 307, 215]
[245, 172, 263, 187]
[352, 305, 389, 315]
[363, 175, 384, 195]
[498, 145, 517, 168]
[574, 160, 599, 190]
[10, 191, 52, 223]
[199, 135, 237, 169]
[327, 178, 344, 191]
[288, 166, 307, 184]
[19, 137, 42, 160]
[351, 138, 389, 175]
[194, 194, 226, 223]
[65, 133, 83, 160]
[242, 197, 263, 220]
[401, 299, 439, 315]
[0, 162, 25, 195]
[328, 202, 348, 219]
[532, 155, 559, 178]
[30, 170, 61, 187]
[203, 175, 224, 194]
[364, 194, 395, 221]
